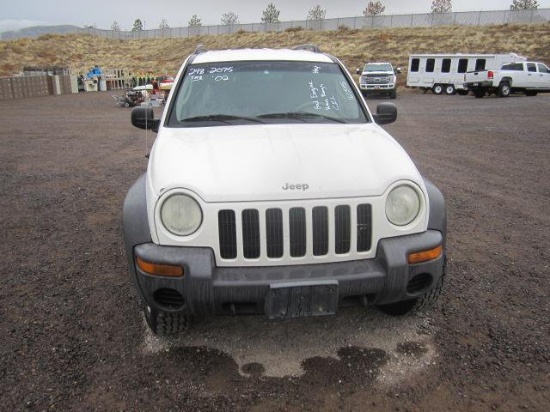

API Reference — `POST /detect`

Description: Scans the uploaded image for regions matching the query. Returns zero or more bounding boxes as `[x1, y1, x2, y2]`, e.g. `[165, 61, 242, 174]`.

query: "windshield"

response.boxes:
[363, 63, 393, 72]
[166, 60, 369, 127]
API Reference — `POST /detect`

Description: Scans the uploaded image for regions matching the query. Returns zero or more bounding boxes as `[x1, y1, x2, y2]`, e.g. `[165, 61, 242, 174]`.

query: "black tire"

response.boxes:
[377, 268, 445, 316]
[145, 305, 190, 335]
[474, 89, 485, 98]
[361, 91, 368, 99]
[432, 84, 443, 95]
[389, 90, 397, 99]
[445, 85, 456, 95]
[525, 90, 538, 97]
[497, 81, 511, 97]
[457, 90, 469, 96]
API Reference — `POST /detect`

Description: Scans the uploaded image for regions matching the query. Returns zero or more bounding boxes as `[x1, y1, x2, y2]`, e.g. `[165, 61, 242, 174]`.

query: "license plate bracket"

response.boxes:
[265, 281, 338, 319]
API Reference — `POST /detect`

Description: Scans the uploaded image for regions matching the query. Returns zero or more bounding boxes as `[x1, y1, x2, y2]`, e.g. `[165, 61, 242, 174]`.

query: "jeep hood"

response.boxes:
[148, 124, 423, 202]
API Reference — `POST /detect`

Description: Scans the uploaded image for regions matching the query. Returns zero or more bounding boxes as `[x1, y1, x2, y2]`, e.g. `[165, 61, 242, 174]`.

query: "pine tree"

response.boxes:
[131, 19, 143, 31]
[188, 15, 202, 27]
[510, 0, 539, 10]
[431, 0, 452, 13]
[261, 3, 280, 23]
[307, 5, 326, 21]
[221, 12, 239, 25]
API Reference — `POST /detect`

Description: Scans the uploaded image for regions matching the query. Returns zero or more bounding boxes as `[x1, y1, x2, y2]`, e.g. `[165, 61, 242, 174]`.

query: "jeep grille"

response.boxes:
[217, 204, 372, 263]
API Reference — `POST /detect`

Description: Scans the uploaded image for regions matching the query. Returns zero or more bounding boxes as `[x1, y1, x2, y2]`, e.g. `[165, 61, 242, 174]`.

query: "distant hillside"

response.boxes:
[0, 23, 549, 80]
[0, 25, 81, 40]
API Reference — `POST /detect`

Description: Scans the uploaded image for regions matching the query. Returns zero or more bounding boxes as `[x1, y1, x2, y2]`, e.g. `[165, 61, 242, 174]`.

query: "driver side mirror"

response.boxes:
[131, 107, 160, 132]
[355, 68, 361, 74]
[395, 67, 402, 74]
[373, 102, 397, 125]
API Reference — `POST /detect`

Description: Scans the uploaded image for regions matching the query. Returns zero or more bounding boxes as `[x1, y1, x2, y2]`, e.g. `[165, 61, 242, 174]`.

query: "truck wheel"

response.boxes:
[145, 305, 190, 335]
[389, 90, 397, 99]
[474, 89, 485, 98]
[498, 81, 511, 97]
[377, 269, 445, 316]
[432, 84, 443, 95]
[445, 85, 456, 95]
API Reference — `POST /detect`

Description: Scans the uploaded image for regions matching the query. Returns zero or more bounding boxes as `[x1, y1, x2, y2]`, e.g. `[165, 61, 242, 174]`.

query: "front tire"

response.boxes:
[389, 89, 397, 99]
[145, 305, 190, 335]
[474, 89, 485, 98]
[498, 81, 511, 97]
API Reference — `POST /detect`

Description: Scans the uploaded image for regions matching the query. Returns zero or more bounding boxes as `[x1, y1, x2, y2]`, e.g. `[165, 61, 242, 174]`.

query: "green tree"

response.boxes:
[510, 0, 539, 9]
[188, 15, 202, 27]
[307, 5, 326, 20]
[111, 21, 120, 31]
[261, 3, 280, 23]
[363, 1, 385, 16]
[431, 0, 452, 13]
[221, 11, 239, 25]
[131, 19, 143, 31]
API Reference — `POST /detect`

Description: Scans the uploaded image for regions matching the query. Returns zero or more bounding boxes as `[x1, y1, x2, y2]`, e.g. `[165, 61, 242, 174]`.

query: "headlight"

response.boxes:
[385, 185, 421, 226]
[160, 194, 202, 236]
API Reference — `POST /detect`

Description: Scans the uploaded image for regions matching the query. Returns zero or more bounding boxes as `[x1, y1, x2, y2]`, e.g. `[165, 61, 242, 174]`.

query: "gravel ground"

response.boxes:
[0, 90, 549, 411]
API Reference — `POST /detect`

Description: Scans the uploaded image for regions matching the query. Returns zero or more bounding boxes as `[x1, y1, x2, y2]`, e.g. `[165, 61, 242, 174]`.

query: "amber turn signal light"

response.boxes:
[136, 257, 184, 277]
[407, 245, 443, 264]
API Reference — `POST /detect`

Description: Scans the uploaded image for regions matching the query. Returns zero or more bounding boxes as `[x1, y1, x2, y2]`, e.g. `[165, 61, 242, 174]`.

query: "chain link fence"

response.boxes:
[73, 8, 550, 40]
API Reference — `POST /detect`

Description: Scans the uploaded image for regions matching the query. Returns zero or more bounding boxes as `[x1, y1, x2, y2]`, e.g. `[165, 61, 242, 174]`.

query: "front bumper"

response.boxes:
[129, 230, 444, 318]
[360, 83, 396, 90]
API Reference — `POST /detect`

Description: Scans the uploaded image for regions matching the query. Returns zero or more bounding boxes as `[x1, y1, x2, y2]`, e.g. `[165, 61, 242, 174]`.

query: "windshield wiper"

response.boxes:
[258, 112, 346, 123]
[182, 114, 264, 124]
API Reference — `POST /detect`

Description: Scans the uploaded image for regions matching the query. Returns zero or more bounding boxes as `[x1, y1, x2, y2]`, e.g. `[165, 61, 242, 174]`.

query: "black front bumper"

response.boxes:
[129, 230, 445, 318]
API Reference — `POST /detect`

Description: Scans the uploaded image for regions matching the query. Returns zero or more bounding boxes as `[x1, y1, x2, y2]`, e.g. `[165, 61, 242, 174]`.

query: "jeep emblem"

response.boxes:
[282, 183, 309, 191]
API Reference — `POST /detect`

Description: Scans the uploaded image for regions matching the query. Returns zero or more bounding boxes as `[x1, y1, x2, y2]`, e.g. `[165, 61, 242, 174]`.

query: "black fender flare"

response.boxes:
[423, 177, 446, 246]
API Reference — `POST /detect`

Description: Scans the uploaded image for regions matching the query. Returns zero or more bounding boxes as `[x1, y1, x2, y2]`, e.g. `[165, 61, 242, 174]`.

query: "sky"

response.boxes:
[1, 0, 549, 32]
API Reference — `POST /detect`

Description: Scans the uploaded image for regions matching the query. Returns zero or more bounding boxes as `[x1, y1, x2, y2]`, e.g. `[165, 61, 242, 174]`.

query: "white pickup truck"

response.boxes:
[463, 61, 550, 98]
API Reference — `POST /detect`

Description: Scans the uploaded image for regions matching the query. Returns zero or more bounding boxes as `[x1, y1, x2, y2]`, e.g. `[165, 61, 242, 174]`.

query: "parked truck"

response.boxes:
[406, 53, 526, 95]
[463, 61, 550, 98]
[356, 62, 400, 99]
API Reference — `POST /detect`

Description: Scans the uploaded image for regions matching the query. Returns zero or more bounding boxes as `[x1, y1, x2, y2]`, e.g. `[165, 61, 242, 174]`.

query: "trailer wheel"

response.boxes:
[432, 84, 443, 95]
[445, 85, 456, 95]
[498, 81, 511, 97]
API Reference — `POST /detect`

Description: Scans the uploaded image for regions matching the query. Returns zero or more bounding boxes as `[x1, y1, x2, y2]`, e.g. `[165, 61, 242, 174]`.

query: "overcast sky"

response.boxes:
[1, 0, 549, 32]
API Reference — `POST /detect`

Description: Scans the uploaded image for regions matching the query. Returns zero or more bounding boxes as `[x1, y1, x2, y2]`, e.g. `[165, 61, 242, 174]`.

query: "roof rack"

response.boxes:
[292, 44, 321, 53]
[194, 44, 207, 55]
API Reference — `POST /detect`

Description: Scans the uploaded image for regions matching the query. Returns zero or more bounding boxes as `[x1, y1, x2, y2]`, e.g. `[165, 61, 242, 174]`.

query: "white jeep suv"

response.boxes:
[124, 45, 446, 335]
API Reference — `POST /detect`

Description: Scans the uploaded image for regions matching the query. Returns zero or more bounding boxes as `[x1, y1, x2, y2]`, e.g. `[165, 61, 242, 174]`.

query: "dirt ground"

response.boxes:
[1, 90, 548, 411]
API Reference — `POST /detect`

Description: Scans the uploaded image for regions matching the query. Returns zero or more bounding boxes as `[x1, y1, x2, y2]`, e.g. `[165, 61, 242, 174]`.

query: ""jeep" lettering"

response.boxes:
[282, 183, 309, 191]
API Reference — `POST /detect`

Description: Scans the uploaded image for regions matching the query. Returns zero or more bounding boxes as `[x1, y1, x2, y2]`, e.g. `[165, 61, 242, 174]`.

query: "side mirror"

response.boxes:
[355, 68, 361, 75]
[131, 107, 160, 132]
[395, 67, 402, 74]
[373, 102, 397, 125]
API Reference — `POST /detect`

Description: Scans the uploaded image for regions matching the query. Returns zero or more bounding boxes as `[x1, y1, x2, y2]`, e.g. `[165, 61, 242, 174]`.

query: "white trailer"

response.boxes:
[406, 53, 526, 95]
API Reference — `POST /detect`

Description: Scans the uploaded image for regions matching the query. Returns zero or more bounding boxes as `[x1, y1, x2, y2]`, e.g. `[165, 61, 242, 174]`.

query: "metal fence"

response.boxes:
[73, 8, 550, 40]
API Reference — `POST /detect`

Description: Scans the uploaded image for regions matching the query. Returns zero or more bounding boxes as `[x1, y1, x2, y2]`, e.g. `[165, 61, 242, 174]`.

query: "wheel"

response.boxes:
[474, 89, 485, 98]
[377, 264, 445, 316]
[361, 91, 368, 99]
[432, 84, 443, 95]
[445, 85, 456, 95]
[457, 90, 469, 96]
[389, 90, 397, 99]
[497, 81, 511, 97]
[525, 90, 538, 97]
[144, 305, 190, 335]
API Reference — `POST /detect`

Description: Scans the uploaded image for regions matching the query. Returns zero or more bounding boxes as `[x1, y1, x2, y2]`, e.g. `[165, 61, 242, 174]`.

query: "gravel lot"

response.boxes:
[1, 90, 549, 411]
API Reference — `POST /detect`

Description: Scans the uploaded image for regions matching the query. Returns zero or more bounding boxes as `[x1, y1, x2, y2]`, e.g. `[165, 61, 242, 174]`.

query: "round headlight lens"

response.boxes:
[160, 194, 202, 236]
[385, 185, 421, 226]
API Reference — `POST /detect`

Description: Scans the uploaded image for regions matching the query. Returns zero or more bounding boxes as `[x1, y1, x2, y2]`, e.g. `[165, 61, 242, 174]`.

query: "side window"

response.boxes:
[475, 59, 486, 71]
[426, 58, 435, 73]
[501, 63, 523, 71]
[457, 59, 468, 73]
[441, 59, 451, 73]
[537, 63, 549, 73]
[527, 63, 537, 72]
[410, 58, 420, 72]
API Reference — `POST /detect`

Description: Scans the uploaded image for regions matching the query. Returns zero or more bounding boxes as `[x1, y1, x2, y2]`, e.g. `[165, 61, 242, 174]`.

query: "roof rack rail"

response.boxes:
[292, 44, 321, 53]
[194, 44, 207, 55]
